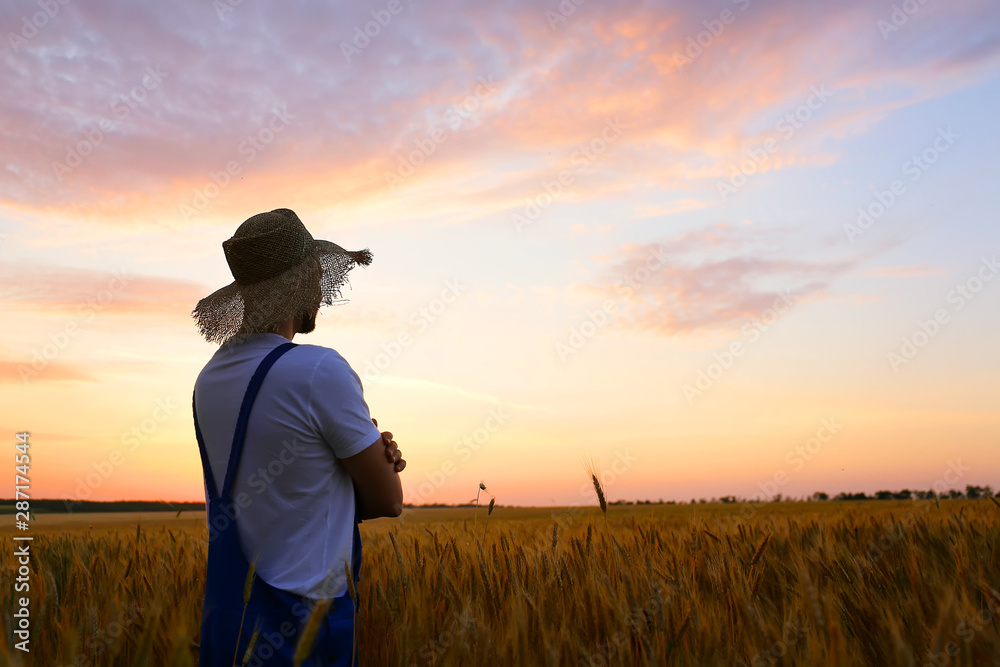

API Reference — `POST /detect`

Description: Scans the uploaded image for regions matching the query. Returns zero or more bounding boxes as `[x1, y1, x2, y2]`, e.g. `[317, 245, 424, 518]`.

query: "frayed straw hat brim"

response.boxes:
[193, 232, 372, 346]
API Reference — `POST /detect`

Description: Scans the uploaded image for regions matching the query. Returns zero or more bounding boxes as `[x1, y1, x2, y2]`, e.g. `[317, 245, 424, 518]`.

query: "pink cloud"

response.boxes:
[0, 0, 997, 227]
[0, 360, 96, 384]
[0, 261, 206, 321]
[582, 223, 858, 335]
[864, 265, 947, 278]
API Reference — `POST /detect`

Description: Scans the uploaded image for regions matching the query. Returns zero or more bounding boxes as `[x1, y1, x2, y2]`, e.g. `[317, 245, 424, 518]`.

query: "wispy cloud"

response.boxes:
[371, 374, 545, 412]
[863, 265, 946, 278]
[0, 360, 96, 384]
[581, 223, 859, 335]
[1, 262, 205, 320]
[633, 199, 716, 219]
[0, 426, 87, 442]
[1, 0, 998, 228]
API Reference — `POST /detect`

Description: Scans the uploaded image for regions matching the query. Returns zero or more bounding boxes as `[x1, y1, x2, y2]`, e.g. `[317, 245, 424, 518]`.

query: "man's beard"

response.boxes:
[298, 309, 317, 334]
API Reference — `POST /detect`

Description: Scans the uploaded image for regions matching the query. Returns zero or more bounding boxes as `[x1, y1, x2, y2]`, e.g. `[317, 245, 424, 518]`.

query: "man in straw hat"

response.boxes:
[190, 208, 405, 665]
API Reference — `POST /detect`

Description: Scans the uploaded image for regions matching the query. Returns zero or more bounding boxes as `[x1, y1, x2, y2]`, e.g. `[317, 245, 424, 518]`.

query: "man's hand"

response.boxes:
[372, 418, 406, 473]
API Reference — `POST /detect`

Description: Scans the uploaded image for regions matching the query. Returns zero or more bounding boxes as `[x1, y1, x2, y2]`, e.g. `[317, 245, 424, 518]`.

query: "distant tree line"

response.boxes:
[826, 485, 994, 501]
[609, 485, 995, 505]
[2, 485, 995, 513]
[0, 499, 481, 514]
[0, 499, 208, 514]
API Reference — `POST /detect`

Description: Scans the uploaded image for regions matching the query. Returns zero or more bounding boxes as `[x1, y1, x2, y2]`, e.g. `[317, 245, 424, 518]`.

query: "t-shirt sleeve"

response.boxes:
[309, 350, 382, 459]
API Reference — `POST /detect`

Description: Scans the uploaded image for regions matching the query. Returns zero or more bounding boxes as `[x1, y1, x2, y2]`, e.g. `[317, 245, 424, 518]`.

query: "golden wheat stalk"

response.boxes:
[583, 459, 607, 517]
[389, 531, 407, 594]
[345, 561, 358, 667]
[746, 532, 771, 588]
[482, 496, 497, 539]
[475, 481, 487, 528]
[241, 619, 262, 666]
[749, 532, 771, 570]
[293, 598, 333, 666]
[233, 558, 257, 667]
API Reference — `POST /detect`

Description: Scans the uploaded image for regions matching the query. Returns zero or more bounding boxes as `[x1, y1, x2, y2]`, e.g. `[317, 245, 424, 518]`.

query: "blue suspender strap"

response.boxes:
[192, 342, 297, 502]
[194, 340, 363, 587]
[192, 390, 218, 500]
[220, 341, 297, 500]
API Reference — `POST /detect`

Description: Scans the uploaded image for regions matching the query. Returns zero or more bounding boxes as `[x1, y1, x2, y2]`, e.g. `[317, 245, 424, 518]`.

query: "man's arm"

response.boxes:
[309, 351, 405, 518]
[341, 436, 404, 519]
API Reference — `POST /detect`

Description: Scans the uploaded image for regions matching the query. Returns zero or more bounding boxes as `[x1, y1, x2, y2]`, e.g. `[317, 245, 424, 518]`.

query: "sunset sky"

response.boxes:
[3, 0, 999, 507]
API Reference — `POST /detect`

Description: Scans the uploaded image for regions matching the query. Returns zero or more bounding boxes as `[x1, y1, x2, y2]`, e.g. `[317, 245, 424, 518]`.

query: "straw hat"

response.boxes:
[192, 208, 372, 346]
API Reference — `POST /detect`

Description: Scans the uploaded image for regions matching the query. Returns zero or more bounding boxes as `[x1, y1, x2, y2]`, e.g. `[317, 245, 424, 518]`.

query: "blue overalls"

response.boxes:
[193, 341, 362, 666]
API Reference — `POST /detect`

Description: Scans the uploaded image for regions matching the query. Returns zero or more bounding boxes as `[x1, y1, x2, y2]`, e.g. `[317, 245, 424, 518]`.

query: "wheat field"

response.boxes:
[1, 500, 998, 666]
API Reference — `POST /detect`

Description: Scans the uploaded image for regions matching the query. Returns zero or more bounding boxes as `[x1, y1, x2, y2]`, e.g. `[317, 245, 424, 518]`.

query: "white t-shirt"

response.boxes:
[194, 332, 381, 599]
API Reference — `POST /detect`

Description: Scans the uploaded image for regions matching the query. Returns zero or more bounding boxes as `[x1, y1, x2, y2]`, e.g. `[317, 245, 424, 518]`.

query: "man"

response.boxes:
[190, 208, 405, 666]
